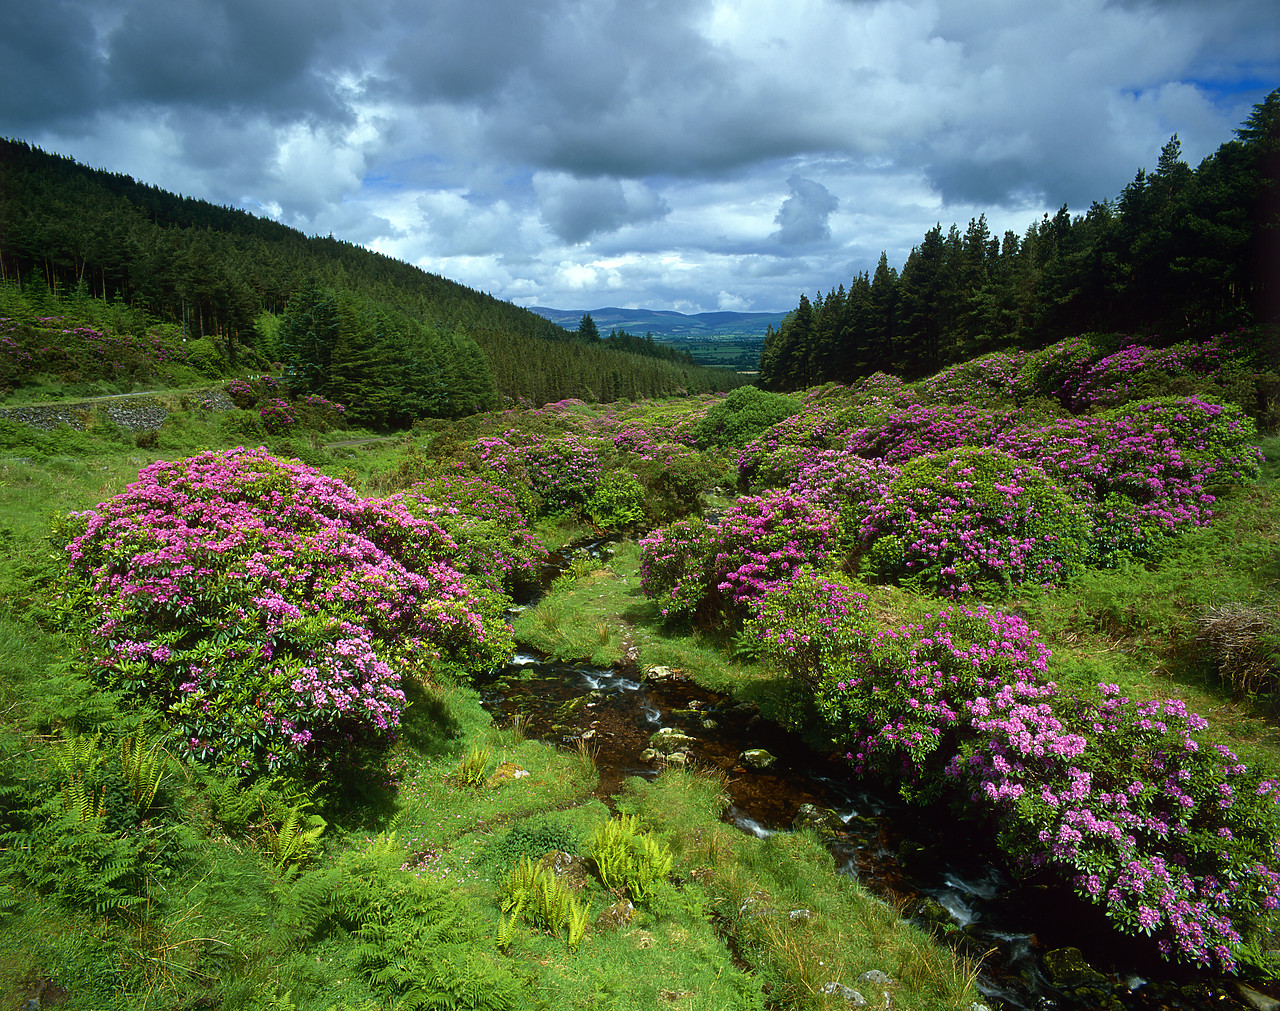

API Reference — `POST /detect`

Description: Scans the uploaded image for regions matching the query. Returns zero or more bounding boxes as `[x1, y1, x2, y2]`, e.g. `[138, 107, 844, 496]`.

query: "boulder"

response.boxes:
[818, 982, 867, 1006]
[539, 850, 589, 892]
[791, 803, 845, 833]
[740, 748, 776, 770]
[595, 898, 634, 930]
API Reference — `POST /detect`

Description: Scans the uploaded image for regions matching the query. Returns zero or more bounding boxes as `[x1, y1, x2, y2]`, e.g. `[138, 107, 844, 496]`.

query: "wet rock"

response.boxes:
[1234, 983, 1280, 1011]
[791, 803, 844, 833]
[740, 748, 776, 770]
[908, 896, 954, 928]
[818, 982, 867, 1006]
[663, 751, 691, 767]
[700, 718, 719, 730]
[645, 665, 680, 683]
[1042, 948, 1121, 1010]
[649, 727, 696, 754]
[1042, 948, 1106, 989]
[595, 898, 634, 930]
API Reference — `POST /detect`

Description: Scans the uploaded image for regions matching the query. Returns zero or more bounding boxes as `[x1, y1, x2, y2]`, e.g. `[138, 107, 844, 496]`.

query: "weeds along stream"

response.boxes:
[480, 539, 1274, 1011]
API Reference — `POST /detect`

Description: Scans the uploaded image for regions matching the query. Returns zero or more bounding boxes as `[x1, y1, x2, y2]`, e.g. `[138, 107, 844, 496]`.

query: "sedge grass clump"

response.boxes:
[1198, 602, 1280, 699]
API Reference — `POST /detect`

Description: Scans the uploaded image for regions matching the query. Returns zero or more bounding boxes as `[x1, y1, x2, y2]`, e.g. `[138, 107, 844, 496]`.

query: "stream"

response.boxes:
[475, 541, 1276, 1011]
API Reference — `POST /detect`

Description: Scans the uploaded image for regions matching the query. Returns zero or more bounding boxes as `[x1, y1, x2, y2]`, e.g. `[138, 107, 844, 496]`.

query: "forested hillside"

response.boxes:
[760, 89, 1280, 389]
[0, 140, 745, 419]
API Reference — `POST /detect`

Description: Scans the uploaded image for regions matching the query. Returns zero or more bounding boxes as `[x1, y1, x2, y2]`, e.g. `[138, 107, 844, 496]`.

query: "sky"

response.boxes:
[2, 0, 1277, 315]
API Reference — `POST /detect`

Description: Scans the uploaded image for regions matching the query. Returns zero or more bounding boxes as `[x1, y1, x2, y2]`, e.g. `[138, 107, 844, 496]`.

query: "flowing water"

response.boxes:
[478, 542, 1273, 1011]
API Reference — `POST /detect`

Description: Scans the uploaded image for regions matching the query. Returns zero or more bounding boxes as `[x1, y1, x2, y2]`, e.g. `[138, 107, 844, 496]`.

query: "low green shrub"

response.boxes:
[693, 386, 800, 449]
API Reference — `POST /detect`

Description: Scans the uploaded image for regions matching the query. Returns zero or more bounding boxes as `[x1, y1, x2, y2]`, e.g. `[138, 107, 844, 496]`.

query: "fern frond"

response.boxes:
[118, 733, 166, 812]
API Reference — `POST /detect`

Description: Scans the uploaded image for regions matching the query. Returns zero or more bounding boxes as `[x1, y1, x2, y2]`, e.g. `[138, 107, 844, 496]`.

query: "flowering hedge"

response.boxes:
[861, 447, 1092, 596]
[749, 571, 1280, 972]
[259, 397, 297, 435]
[60, 448, 513, 777]
[0, 315, 192, 395]
[389, 470, 548, 594]
[639, 489, 840, 623]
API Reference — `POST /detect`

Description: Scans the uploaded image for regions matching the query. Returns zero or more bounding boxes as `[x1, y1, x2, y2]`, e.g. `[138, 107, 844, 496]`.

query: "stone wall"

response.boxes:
[0, 389, 237, 433]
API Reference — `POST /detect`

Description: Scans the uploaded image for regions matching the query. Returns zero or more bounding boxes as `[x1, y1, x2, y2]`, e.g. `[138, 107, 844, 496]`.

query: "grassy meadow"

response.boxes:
[1, 324, 1279, 1011]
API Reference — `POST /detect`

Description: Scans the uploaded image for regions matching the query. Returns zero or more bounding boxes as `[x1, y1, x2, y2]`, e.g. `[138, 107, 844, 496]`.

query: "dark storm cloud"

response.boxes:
[103, 0, 350, 118]
[1, 0, 1276, 313]
[535, 174, 671, 243]
[0, 1, 104, 128]
[772, 175, 839, 246]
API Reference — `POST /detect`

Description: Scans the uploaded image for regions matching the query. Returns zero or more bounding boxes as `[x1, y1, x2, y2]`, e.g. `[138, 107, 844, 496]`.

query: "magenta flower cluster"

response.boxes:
[258, 398, 297, 435]
[749, 570, 1280, 971]
[60, 447, 515, 777]
[639, 489, 840, 622]
[388, 468, 548, 594]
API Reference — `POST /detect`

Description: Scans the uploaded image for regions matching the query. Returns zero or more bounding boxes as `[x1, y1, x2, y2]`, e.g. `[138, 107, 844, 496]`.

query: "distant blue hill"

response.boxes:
[528, 306, 788, 339]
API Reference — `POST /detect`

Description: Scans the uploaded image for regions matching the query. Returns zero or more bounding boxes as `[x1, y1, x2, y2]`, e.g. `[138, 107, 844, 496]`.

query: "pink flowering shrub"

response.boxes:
[995, 397, 1262, 541]
[225, 378, 255, 407]
[749, 571, 1280, 971]
[258, 397, 297, 435]
[954, 686, 1280, 971]
[917, 350, 1035, 405]
[843, 403, 1025, 464]
[389, 471, 548, 594]
[297, 394, 347, 431]
[639, 489, 841, 624]
[750, 445, 899, 508]
[861, 447, 1092, 596]
[59, 448, 513, 778]
[1060, 333, 1257, 412]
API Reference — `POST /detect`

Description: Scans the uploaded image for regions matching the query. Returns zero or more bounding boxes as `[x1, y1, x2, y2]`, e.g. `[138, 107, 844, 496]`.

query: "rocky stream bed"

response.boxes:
[475, 541, 1280, 1011]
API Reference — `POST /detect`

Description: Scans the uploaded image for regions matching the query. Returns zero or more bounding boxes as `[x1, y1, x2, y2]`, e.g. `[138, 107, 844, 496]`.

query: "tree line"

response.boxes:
[760, 89, 1279, 390]
[0, 139, 744, 416]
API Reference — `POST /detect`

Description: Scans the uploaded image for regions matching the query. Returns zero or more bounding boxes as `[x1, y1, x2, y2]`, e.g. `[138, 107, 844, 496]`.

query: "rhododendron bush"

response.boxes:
[59, 447, 515, 777]
[639, 489, 841, 623]
[749, 570, 1280, 972]
[389, 469, 547, 595]
[861, 446, 1093, 596]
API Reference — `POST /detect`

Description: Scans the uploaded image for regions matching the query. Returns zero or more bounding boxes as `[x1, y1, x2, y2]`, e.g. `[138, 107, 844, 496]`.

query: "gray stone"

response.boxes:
[1233, 983, 1280, 1011]
[856, 969, 893, 987]
[740, 748, 776, 770]
[595, 898, 634, 930]
[645, 665, 678, 682]
[818, 982, 867, 1006]
[788, 908, 812, 923]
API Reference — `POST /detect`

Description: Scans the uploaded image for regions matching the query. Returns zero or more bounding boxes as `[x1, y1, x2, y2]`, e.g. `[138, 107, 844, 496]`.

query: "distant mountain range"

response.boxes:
[528, 306, 788, 340]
